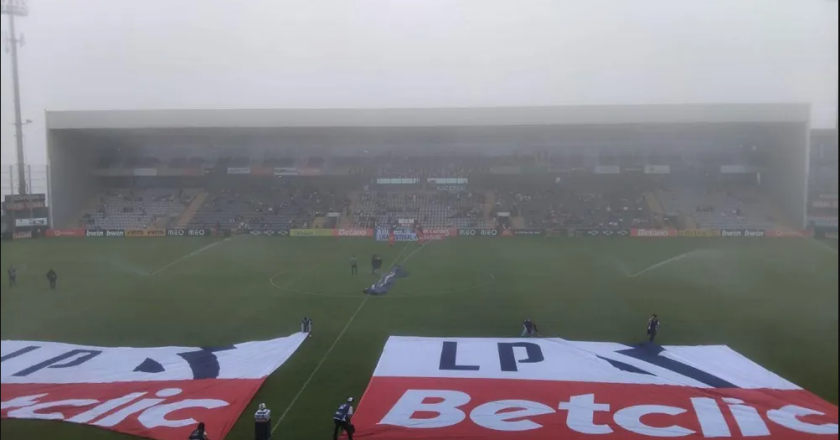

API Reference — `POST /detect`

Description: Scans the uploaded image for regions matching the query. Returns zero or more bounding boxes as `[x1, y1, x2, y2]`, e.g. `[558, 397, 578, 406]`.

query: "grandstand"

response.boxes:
[353, 190, 487, 229]
[809, 129, 839, 229]
[81, 188, 198, 230]
[42, 104, 813, 234]
[187, 184, 345, 230]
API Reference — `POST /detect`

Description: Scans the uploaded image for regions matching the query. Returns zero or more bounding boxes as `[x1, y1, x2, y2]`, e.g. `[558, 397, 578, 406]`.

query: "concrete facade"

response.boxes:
[45, 104, 810, 130]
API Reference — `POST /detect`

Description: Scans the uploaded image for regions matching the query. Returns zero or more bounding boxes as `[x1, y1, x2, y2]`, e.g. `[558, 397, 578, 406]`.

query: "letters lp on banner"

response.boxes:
[352, 336, 838, 440]
[1, 334, 307, 440]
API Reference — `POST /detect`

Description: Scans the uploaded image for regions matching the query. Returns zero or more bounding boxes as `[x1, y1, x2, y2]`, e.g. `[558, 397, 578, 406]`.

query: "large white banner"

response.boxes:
[368, 337, 799, 389]
[352, 336, 838, 440]
[1, 334, 307, 440]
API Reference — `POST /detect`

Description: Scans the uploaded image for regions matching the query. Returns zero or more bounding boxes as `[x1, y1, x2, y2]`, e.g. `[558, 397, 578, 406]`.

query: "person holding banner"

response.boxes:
[188, 422, 210, 440]
[254, 403, 271, 440]
[332, 397, 355, 440]
[521, 319, 540, 337]
[647, 314, 661, 342]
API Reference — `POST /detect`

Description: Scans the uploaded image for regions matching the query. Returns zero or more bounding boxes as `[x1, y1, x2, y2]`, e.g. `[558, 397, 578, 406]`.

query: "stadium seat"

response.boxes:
[81, 188, 199, 230]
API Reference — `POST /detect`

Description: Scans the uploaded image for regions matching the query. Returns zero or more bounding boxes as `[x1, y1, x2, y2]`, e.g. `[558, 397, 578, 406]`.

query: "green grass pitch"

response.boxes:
[1, 236, 837, 439]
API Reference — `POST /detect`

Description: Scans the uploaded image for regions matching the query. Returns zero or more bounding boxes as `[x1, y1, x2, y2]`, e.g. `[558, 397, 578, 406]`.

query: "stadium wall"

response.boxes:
[43, 104, 811, 130]
[47, 131, 98, 228]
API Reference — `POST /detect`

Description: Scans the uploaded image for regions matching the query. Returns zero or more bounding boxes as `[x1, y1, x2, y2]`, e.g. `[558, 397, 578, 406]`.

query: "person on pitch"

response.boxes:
[8, 266, 16, 287]
[254, 402, 271, 440]
[332, 397, 356, 440]
[647, 314, 661, 342]
[350, 255, 358, 275]
[301, 316, 313, 334]
[188, 422, 210, 440]
[521, 319, 539, 337]
[46, 268, 58, 290]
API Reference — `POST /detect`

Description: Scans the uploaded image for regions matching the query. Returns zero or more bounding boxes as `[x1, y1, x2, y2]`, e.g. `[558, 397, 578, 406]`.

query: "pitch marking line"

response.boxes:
[628, 252, 693, 278]
[270, 294, 369, 434]
[271, 242, 425, 434]
[807, 237, 839, 256]
[150, 237, 232, 276]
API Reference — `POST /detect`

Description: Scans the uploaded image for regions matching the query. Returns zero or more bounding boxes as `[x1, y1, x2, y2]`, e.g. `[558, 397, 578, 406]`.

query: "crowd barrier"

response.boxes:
[12, 231, 33, 240]
[166, 228, 214, 237]
[41, 227, 819, 239]
[289, 228, 375, 237]
[125, 229, 166, 237]
[45, 228, 86, 238]
[244, 229, 289, 236]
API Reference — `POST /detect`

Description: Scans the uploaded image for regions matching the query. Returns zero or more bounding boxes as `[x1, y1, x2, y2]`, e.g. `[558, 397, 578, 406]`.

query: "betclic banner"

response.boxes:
[351, 336, 838, 440]
[1, 334, 307, 440]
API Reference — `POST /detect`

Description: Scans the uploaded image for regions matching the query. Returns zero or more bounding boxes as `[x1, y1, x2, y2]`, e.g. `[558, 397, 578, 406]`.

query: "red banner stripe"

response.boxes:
[353, 377, 838, 439]
[2, 379, 263, 440]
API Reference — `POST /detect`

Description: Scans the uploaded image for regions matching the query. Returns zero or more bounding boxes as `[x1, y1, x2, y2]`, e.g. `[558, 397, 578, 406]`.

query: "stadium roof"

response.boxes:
[45, 104, 810, 130]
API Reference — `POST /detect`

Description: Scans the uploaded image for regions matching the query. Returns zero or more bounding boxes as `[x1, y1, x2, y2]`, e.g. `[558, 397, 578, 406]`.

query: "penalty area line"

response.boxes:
[149, 237, 232, 276]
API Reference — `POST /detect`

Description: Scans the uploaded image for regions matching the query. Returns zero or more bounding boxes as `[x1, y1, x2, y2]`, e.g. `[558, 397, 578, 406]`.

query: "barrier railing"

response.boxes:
[39, 227, 816, 239]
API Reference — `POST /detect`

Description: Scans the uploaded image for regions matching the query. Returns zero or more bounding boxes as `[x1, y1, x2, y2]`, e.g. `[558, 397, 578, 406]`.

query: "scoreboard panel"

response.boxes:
[3, 194, 49, 239]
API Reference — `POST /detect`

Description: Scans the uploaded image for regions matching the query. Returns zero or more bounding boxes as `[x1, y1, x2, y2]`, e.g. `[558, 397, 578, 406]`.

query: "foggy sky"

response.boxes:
[0, 0, 837, 165]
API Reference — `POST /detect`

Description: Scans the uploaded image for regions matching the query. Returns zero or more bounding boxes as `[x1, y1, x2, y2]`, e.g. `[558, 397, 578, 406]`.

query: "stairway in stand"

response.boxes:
[482, 191, 496, 220]
[175, 192, 207, 228]
[684, 215, 699, 229]
[764, 196, 796, 228]
[338, 191, 360, 228]
[644, 192, 665, 216]
[76, 193, 103, 226]
[643, 192, 667, 228]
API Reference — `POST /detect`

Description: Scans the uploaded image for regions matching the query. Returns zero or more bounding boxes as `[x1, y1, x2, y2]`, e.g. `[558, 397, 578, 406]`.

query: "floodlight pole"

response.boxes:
[2, 0, 29, 195]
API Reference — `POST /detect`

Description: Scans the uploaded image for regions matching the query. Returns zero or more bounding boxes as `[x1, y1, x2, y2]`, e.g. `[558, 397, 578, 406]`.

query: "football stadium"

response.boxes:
[1, 105, 838, 440]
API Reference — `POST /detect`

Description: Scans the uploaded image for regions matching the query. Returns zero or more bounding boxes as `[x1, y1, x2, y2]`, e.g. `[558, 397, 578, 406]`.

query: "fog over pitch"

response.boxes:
[0, 0, 838, 165]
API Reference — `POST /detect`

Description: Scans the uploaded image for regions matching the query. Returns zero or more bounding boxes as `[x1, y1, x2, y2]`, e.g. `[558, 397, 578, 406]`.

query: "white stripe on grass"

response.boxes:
[805, 237, 839, 256]
[628, 252, 694, 278]
[150, 237, 232, 276]
[271, 241, 429, 434]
